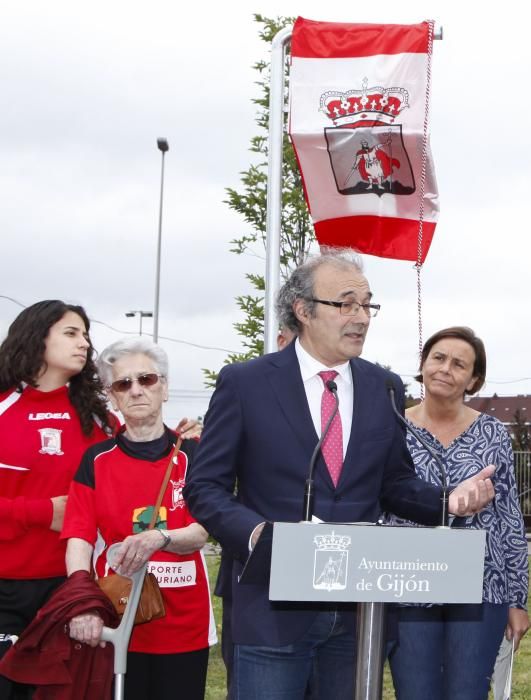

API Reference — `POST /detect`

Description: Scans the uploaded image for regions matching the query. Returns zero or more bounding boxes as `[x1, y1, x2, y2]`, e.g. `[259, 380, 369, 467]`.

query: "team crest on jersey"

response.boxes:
[320, 77, 415, 198]
[132, 505, 168, 534]
[38, 428, 64, 455]
[170, 478, 185, 511]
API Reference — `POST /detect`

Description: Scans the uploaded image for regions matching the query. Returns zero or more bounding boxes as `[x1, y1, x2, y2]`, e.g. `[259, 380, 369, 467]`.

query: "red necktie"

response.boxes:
[318, 370, 343, 487]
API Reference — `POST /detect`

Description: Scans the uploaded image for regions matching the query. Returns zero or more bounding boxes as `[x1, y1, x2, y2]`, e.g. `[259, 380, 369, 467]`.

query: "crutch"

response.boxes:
[100, 542, 147, 700]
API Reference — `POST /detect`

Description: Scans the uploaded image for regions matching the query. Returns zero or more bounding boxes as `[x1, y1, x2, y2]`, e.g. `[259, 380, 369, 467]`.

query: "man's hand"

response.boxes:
[50, 495, 68, 532]
[448, 465, 495, 516]
[506, 607, 530, 651]
[176, 417, 202, 440]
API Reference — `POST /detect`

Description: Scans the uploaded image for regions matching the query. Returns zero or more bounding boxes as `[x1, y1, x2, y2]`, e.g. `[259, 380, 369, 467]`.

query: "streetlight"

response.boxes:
[153, 137, 169, 344]
[125, 310, 153, 336]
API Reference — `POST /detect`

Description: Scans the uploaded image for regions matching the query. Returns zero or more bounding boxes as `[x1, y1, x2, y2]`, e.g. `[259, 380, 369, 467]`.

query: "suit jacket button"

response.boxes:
[334, 494, 342, 502]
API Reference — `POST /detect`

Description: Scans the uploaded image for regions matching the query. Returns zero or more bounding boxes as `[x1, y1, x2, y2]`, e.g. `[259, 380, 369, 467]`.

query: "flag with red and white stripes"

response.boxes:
[289, 17, 439, 262]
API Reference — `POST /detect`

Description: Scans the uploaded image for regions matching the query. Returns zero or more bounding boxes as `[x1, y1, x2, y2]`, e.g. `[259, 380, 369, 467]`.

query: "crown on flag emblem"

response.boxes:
[320, 77, 409, 128]
[314, 531, 351, 551]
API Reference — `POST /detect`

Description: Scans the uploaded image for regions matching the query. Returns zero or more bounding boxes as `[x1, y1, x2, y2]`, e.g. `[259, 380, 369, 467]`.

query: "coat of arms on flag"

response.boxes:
[289, 18, 439, 262]
[322, 78, 415, 198]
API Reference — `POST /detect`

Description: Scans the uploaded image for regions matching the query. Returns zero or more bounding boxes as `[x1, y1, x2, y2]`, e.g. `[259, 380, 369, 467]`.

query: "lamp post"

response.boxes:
[125, 310, 153, 336]
[153, 137, 169, 344]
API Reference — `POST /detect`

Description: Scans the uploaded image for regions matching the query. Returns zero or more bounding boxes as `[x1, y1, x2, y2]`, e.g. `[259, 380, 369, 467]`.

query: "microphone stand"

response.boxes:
[302, 380, 339, 522]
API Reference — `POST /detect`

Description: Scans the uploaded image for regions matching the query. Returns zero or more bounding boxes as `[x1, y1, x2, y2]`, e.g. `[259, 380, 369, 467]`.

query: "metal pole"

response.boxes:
[264, 26, 291, 354]
[125, 310, 153, 337]
[355, 603, 387, 699]
[153, 138, 169, 344]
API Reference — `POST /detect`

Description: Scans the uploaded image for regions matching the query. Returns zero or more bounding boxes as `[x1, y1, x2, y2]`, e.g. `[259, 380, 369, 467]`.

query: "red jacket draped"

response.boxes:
[0, 570, 119, 700]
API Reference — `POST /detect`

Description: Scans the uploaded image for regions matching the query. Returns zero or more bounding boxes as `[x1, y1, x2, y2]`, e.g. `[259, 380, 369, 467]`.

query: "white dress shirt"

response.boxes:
[248, 340, 355, 549]
[295, 338, 353, 457]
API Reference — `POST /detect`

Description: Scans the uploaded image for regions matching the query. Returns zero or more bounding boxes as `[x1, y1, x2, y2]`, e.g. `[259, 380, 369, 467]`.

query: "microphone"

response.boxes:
[326, 379, 338, 394]
[385, 380, 449, 527]
[302, 379, 339, 522]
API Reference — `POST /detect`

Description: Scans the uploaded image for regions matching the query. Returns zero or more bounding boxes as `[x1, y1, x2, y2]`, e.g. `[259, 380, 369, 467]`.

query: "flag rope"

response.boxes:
[415, 19, 434, 400]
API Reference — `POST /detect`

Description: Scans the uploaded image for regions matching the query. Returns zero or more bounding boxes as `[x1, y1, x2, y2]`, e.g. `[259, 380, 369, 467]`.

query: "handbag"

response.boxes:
[97, 436, 182, 625]
[97, 571, 165, 625]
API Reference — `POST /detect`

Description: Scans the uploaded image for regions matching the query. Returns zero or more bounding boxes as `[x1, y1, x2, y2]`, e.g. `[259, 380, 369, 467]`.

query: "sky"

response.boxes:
[1, 0, 530, 424]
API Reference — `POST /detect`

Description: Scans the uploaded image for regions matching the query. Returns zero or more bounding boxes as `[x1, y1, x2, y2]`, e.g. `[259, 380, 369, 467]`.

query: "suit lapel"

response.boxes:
[340, 359, 375, 488]
[264, 342, 319, 458]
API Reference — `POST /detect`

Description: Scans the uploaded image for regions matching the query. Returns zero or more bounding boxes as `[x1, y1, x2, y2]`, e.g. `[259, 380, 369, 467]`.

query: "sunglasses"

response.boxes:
[108, 373, 163, 393]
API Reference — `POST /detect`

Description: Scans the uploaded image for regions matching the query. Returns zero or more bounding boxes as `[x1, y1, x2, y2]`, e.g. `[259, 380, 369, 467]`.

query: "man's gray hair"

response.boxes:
[276, 247, 364, 332]
[97, 337, 169, 387]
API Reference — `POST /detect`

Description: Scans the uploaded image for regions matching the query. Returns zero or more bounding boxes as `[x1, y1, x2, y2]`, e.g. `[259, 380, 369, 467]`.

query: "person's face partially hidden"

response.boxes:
[277, 327, 296, 351]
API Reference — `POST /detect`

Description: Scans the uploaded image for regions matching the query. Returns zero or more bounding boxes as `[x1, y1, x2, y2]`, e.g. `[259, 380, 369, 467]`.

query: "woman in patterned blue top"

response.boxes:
[388, 326, 529, 700]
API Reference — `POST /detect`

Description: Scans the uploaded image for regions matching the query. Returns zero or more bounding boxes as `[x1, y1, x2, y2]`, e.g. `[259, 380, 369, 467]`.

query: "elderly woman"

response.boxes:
[62, 338, 216, 700]
[388, 327, 529, 700]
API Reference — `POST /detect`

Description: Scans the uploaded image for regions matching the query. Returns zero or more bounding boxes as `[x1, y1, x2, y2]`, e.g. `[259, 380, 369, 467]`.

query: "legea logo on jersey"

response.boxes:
[38, 428, 64, 455]
[29, 412, 71, 420]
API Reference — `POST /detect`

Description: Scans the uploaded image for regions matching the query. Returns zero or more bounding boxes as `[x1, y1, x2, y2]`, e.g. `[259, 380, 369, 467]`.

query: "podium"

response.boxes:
[268, 522, 486, 699]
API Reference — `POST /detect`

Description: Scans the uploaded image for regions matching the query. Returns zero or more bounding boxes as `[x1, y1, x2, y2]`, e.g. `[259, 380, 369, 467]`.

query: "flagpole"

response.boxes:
[264, 26, 291, 354]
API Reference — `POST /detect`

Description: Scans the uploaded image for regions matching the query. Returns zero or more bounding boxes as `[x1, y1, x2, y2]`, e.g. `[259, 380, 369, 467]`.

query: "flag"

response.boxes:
[289, 17, 439, 262]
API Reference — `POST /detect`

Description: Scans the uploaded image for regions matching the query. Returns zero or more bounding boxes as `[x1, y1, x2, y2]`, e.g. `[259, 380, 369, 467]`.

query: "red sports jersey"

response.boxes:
[0, 385, 109, 579]
[62, 429, 216, 654]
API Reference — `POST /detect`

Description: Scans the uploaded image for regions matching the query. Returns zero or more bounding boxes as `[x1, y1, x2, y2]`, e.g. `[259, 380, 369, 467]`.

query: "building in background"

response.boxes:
[464, 394, 531, 528]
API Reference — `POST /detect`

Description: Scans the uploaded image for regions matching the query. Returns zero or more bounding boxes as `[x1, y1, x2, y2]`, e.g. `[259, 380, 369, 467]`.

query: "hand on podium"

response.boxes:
[448, 464, 495, 516]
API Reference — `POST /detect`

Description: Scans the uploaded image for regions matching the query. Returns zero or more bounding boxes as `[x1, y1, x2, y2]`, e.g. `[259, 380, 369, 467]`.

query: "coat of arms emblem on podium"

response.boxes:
[313, 531, 351, 591]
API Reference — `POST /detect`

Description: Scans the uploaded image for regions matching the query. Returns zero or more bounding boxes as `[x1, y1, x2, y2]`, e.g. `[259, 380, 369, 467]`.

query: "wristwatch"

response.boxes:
[156, 529, 171, 550]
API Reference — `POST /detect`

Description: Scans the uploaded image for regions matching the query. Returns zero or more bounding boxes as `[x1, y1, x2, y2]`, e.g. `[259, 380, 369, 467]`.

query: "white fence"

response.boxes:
[514, 451, 531, 517]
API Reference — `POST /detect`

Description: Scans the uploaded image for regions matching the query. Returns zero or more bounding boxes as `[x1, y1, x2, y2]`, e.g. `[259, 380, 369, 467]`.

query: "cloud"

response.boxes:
[0, 0, 529, 404]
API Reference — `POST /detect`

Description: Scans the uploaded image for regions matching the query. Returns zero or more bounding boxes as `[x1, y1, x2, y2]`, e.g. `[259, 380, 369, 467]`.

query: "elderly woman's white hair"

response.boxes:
[97, 337, 169, 387]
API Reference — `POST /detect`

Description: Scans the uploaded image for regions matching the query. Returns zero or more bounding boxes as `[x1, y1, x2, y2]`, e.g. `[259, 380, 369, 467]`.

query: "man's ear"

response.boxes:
[293, 299, 310, 327]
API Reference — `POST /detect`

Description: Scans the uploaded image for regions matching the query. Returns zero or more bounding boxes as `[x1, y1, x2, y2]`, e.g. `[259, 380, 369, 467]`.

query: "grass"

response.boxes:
[205, 554, 531, 699]
[205, 554, 227, 700]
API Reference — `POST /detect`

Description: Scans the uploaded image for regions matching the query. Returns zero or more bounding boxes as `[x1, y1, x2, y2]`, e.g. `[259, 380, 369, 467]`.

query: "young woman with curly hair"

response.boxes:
[0, 300, 114, 700]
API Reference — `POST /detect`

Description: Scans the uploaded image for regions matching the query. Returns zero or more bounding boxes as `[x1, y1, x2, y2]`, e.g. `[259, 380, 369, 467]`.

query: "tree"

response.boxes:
[203, 15, 315, 387]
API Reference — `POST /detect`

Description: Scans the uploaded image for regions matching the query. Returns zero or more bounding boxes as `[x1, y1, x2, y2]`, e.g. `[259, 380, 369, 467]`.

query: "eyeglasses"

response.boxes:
[108, 373, 163, 393]
[311, 298, 381, 318]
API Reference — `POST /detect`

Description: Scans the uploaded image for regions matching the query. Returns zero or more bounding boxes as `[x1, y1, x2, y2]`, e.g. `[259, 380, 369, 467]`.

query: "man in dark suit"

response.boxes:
[213, 323, 299, 700]
[184, 249, 494, 700]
